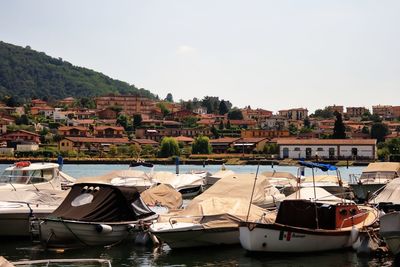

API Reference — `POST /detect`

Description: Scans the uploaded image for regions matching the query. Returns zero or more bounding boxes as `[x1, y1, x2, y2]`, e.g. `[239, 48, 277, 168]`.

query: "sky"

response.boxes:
[0, 0, 399, 113]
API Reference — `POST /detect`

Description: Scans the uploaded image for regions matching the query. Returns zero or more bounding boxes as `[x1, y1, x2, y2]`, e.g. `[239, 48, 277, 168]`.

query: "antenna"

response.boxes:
[246, 162, 260, 222]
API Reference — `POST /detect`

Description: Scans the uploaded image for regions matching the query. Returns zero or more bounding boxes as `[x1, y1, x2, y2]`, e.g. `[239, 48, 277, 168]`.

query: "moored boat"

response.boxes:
[239, 161, 379, 253]
[38, 183, 158, 248]
[349, 162, 400, 202]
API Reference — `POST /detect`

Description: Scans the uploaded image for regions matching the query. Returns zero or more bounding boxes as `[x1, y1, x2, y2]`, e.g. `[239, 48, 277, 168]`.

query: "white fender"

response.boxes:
[347, 226, 359, 246]
[96, 224, 113, 233]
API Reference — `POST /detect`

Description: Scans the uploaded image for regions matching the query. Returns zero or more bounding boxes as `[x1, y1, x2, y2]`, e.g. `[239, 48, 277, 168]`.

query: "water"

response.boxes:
[0, 163, 395, 266]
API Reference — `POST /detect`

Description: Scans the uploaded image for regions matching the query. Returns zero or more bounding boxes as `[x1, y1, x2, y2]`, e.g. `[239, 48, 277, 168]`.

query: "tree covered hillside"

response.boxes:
[0, 41, 156, 103]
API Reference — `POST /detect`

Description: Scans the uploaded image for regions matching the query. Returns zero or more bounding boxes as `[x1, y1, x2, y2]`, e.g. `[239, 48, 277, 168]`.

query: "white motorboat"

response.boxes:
[206, 165, 235, 186]
[380, 211, 400, 255]
[0, 189, 67, 237]
[150, 197, 276, 248]
[239, 161, 379, 253]
[0, 161, 75, 191]
[152, 171, 206, 199]
[149, 172, 283, 249]
[38, 183, 158, 248]
[349, 162, 400, 202]
[301, 175, 354, 199]
[1, 256, 112, 267]
[262, 171, 298, 196]
[140, 183, 183, 215]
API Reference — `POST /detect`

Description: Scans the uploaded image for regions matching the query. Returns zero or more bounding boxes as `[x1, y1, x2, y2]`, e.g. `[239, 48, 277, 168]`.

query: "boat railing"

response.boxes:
[11, 258, 112, 266]
[167, 215, 204, 228]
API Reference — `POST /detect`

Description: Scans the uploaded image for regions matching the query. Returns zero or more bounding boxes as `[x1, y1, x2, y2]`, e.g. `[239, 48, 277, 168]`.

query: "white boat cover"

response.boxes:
[285, 187, 354, 204]
[370, 178, 400, 204]
[159, 196, 276, 229]
[140, 184, 183, 209]
[0, 189, 68, 206]
[360, 162, 400, 180]
[262, 171, 297, 180]
[59, 171, 76, 183]
[195, 173, 285, 208]
[208, 169, 235, 180]
[152, 172, 204, 190]
[77, 170, 153, 187]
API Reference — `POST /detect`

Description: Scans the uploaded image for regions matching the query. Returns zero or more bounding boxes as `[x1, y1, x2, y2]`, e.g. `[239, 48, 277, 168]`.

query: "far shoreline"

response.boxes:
[0, 157, 373, 166]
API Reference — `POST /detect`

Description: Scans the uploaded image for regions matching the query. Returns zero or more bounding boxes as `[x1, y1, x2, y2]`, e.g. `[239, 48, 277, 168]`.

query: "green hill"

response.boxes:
[0, 41, 156, 104]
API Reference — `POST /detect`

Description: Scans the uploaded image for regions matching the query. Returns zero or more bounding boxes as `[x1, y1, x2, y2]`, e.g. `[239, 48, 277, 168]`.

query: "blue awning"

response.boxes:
[298, 161, 337, 171]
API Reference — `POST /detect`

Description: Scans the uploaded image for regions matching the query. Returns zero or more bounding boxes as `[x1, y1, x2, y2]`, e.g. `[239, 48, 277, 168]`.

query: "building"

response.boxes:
[241, 107, 273, 125]
[135, 127, 212, 142]
[372, 105, 393, 119]
[278, 108, 308, 121]
[58, 126, 90, 137]
[232, 138, 269, 153]
[328, 105, 344, 114]
[95, 95, 156, 119]
[277, 138, 377, 160]
[209, 137, 240, 153]
[346, 107, 368, 118]
[240, 129, 290, 139]
[93, 126, 125, 138]
[0, 130, 41, 145]
[59, 137, 130, 152]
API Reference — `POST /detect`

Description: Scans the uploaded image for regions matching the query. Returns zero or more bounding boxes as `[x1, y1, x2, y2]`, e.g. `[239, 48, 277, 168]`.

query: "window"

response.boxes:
[294, 147, 300, 151]
[317, 147, 324, 151]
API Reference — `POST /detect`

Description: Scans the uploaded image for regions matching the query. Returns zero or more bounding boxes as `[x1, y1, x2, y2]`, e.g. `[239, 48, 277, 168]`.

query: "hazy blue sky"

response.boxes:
[0, 1, 399, 112]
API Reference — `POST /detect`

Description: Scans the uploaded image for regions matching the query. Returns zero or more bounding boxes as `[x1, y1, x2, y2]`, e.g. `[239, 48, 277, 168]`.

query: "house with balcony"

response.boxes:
[58, 126, 90, 137]
[94, 126, 125, 138]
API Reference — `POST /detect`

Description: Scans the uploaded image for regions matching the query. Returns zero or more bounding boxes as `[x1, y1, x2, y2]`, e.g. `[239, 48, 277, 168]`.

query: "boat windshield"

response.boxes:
[0, 168, 54, 184]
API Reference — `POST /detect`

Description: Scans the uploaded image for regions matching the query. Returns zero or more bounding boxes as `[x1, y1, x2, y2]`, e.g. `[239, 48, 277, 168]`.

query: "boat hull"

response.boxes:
[0, 204, 54, 237]
[239, 223, 353, 253]
[151, 222, 238, 248]
[380, 212, 400, 255]
[349, 183, 386, 201]
[39, 218, 137, 248]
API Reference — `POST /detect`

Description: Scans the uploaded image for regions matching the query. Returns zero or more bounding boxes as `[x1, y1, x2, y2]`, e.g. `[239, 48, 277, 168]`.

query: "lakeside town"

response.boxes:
[0, 94, 399, 164]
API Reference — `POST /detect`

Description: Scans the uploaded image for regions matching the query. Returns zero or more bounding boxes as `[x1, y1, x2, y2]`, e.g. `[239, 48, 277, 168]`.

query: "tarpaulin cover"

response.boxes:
[50, 183, 155, 222]
[194, 173, 285, 208]
[370, 178, 400, 204]
[140, 184, 183, 209]
[158, 197, 276, 228]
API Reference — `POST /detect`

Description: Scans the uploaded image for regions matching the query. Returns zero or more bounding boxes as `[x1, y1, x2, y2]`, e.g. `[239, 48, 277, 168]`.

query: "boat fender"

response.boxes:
[134, 232, 152, 246]
[95, 224, 113, 233]
[347, 226, 359, 246]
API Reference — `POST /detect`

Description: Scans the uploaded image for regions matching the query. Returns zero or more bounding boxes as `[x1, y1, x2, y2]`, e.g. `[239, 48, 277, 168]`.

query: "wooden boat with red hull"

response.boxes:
[239, 161, 379, 253]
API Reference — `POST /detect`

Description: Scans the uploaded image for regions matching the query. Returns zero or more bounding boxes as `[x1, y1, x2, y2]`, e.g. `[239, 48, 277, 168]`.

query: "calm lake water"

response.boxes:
[0, 163, 395, 266]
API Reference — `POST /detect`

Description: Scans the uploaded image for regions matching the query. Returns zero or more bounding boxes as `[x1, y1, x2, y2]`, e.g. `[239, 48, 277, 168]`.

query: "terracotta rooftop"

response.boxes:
[174, 136, 195, 142]
[131, 139, 159, 145]
[209, 137, 241, 144]
[64, 137, 129, 143]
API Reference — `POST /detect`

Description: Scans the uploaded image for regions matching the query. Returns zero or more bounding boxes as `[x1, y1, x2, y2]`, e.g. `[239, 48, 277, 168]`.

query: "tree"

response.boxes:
[210, 126, 220, 139]
[192, 136, 212, 154]
[361, 126, 370, 135]
[116, 114, 129, 131]
[133, 114, 142, 129]
[332, 111, 346, 139]
[312, 107, 334, 119]
[218, 120, 224, 130]
[288, 123, 298, 135]
[165, 93, 173, 102]
[303, 117, 311, 128]
[159, 137, 180, 157]
[227, 108, 243, 120]
[182, 116, 198, 128]
[157, 102, 170, 118]
[219, 100, 229, 115]
[370, 123, 389, 143]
